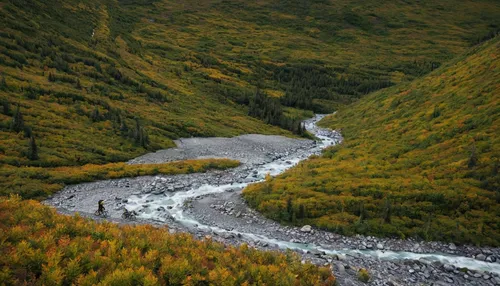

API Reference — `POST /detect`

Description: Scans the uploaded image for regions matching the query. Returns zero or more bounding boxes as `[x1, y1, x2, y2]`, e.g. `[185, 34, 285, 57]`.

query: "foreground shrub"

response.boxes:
[0, 196, 336, 285]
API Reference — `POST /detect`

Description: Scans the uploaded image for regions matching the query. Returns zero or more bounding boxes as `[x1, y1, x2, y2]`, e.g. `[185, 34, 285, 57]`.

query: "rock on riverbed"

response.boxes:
[44, 115, 500, 286]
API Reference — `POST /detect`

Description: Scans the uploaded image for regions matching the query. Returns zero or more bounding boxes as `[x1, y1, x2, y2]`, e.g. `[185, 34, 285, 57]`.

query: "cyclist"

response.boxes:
[97, 200, 105, 216]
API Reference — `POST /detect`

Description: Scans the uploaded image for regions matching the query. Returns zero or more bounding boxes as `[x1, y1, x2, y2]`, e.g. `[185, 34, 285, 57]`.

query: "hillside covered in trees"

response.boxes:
[2, 0, 500, 200]
[243, 37, 500, 246]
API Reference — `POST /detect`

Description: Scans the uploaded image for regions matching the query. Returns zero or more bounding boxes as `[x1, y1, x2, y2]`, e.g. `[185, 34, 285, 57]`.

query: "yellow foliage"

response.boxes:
[243, 37, 500, 246]
[0, 196, 335, 285]
[0, 158, 239, 200]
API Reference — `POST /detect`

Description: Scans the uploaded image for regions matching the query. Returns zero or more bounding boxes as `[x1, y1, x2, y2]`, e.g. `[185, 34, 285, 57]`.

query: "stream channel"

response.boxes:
[45, 114, 500, 285]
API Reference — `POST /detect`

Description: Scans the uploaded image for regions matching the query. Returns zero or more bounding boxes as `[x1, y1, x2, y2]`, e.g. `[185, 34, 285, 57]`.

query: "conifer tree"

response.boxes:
[24, 126, 32, 138]
[468, 144, 478, 168]
[134, 118, 142, 144]
[0, 75, 7, 90]
[119, 115, 129, 136]
[431, 105, 441, 119]
[133, 118, 149, 148]
[10, 104, 24, 132]
[2, 99, 9, 115]
[383, 198, 392, 224]
[91, 107, 100, 122]
[358, 201, 366, 222]
[141, 129, 149, 148]
[298, 204, 305, 219]
[28, 135, 38, 160]
[286, 197, 293, 221]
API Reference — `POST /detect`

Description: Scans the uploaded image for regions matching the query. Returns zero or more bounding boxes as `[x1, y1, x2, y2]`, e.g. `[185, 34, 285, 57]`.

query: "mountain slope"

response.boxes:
[243, 37, 500, 246]
[1, 0, 499, 199]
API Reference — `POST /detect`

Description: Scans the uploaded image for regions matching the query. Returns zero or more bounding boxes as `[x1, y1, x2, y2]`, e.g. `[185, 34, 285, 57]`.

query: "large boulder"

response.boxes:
[300, 225, 312, 233]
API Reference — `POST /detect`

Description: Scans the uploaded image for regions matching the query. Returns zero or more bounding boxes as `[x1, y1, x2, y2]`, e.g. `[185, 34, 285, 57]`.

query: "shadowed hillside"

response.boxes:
[243, 37, 500, 246]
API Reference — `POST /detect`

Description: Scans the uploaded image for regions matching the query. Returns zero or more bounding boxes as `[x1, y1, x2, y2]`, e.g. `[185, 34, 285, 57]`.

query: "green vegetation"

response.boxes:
[358, 268, 370, 283]
[0, 158, 239, 200]
[0, 196, 336, 285]
[243, 37, 500, 246]
[0, 0, 296, 172]
[1, 0, 499, 173]
[1, 0, 500, 279]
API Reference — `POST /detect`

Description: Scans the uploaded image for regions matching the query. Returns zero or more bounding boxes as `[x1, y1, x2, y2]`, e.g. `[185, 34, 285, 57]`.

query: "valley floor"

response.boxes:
[44, 116, 500, 286]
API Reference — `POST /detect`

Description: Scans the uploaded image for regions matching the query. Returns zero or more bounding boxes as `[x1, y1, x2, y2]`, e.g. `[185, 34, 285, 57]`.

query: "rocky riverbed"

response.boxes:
[45, 115, 500, 286]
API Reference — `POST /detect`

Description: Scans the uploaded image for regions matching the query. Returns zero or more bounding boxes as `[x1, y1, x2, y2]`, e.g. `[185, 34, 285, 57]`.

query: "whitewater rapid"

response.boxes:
[121, 114, 500, 276]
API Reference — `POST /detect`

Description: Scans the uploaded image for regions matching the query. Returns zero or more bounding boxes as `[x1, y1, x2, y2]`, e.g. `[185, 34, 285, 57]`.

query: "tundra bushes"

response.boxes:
[243, 37, 500, 246]
[0, 196, 336, 285]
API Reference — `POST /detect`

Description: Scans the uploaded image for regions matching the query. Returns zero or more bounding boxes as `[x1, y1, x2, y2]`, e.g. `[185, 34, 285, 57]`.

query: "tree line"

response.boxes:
[248, 88, 306, 136]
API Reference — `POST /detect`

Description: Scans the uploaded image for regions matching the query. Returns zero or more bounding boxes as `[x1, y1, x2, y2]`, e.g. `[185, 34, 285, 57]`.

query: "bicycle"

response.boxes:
[122, 209, 138, 220]
[94, 209, 109, 217]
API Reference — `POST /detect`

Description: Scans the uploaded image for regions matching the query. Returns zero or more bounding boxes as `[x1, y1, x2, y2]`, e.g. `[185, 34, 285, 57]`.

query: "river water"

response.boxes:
[119, 114, 500, 276]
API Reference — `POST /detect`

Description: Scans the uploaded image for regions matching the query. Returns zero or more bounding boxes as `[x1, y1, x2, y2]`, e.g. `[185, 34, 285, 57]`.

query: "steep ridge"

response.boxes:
[243, 37, 500, 246]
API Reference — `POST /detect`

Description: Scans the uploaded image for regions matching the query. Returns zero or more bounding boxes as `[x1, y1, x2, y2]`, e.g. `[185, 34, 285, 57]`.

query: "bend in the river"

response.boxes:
[45, 114, 500, 285]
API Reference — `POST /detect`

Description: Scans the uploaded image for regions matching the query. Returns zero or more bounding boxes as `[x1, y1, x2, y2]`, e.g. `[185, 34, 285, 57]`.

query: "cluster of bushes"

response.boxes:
[0, 101, 39, 161]
[0, 159, 240, 200]
[0, 196, 336, 285]
[273, 64, 394, 112]
[1, 93, 153, 166]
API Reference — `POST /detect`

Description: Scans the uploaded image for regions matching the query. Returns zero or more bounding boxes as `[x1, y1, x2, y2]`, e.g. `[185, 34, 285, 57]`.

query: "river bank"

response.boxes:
[44, 115, 500, 285]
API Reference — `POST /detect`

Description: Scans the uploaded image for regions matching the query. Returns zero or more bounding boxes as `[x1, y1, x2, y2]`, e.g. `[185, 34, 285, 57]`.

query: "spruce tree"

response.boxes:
[286, 197, 293, 221]
[2, 100, 9, 115]
[28, 135, 38, 160]
[141, 129, 149, 148]
[10, 104, 24, 132]
[133, 118, 149, 148]
[134, 118, 142, 144]
[91, 107, 100, 122]
[468, 144, 478, 168]
[0, 75, 7, 90]
[298, 204, 305, 219]
[24, 126, 32, 138]
[383, 198, 392, 224]
[358, 201, 366, 222]
[119, 115, 129, 136]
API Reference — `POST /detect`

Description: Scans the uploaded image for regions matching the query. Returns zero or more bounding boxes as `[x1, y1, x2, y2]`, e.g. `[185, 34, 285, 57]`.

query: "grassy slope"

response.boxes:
[1, 0, 499, 199]
[0, 0, 290, 167]
[1, 0, 499, 162]
[243, 37, 500, 246]
[137, 0, 500, 109]
[0, 196, 335, 285]
[0, 0, 499, 280]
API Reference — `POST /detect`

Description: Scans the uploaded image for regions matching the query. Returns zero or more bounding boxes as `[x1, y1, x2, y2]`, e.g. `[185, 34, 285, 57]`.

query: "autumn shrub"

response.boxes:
[0, 196, 335, 285]
[0, 159, 239, 200]
[358, 268, 370, 283]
